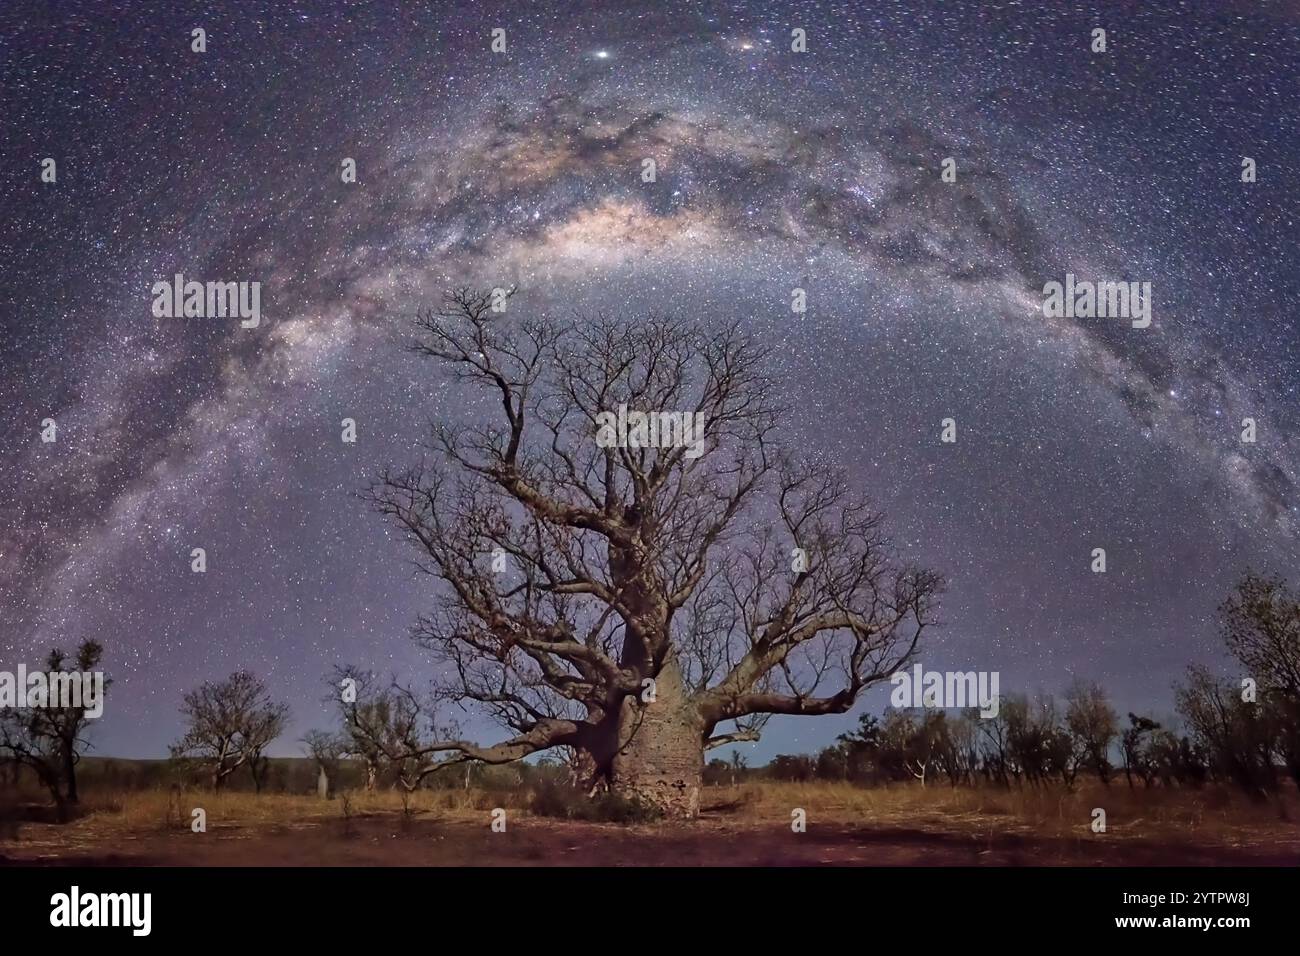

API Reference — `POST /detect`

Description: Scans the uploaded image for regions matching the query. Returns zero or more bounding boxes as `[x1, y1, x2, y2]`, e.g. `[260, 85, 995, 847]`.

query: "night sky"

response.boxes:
[2, 0, 1297, 760]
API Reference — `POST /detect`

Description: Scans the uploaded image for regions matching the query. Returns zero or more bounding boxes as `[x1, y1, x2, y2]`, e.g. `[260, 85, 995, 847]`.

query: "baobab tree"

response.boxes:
[365, 288, 942, 817]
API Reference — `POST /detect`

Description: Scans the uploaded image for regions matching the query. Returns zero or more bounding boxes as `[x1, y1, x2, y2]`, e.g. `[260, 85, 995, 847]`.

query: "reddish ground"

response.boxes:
[3, 810, 1297, 867]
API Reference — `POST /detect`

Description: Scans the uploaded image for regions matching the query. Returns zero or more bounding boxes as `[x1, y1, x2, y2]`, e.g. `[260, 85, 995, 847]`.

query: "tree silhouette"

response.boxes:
[171, 671, 289, 792]
[0, 640, 106, 819]
[366, 289, 942, 816]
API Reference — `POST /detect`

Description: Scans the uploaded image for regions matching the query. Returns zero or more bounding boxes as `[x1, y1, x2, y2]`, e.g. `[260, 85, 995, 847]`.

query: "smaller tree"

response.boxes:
[0, 640, 107, 819]
[1219, 573, 1300, 784]
[1219, 573, 1300, 699]
[882, 710, 951, 787]
[1120, 713, 1161, 788]
[728, 750, 748, 787]
[331, 666, 461, 791]
[940, 711, 981, 787]
[837, 712, 884, 783]
[975, 707, 1012, 786]
[1065, 680, 1118, 785]
[815, 743, 849, 781]
[1176, 665, 1278, 797]
[171, 672, 289, 791]
[1144, 728, 1206, 788]
[302, 730, 346, 798]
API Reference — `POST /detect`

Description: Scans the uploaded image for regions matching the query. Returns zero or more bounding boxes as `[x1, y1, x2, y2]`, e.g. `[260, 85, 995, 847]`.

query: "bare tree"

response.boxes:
[1120, 713, 1161, 788]
[1219, 572, 1300, 784]
[975, 706, 1012, 786]
[880, 709, 951, 787]
[0, 640, 107, 820]
[330, 666, 462, 792]
[171, 672, 289, 792]
[1064, 679, 1118, 785]
[1176, 665, 1279, 797]
[728, 749, 747, 787]
[943, 711, 981, 786]
[1002, 693, 1074, 787]
[365, 289, 942, 816]
[328, 668, 383, 791]
[1219, 573, 1300, 699]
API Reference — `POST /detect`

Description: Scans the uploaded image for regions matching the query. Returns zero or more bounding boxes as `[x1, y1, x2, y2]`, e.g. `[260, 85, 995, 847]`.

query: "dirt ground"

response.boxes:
[5, 817, 1299, 867]
[4, 783, 1299, 866]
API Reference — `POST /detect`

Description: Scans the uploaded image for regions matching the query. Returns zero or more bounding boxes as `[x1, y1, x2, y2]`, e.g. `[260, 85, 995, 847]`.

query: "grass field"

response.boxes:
[3, 781, 1298, 866]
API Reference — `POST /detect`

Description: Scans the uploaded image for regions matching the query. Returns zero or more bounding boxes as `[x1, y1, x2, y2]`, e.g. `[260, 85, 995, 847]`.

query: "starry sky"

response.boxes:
[2, 0, 1298, 760]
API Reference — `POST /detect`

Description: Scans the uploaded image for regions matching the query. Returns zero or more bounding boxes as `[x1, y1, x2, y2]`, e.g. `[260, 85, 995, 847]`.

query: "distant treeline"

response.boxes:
[739, 573, 1300, 799]
[4, 573, 1299, 812]
[733, 674, 1279, 795]
[2, 755, 554, 796]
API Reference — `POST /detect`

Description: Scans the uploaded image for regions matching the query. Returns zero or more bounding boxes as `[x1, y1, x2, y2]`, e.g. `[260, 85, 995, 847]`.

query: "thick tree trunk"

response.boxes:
[608, 657, 703, 819]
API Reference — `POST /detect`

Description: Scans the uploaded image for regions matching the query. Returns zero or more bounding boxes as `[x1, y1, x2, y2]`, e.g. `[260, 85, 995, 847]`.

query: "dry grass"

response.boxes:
[711, 780, 1298, 845]
[46, 780, 1298, 842]
[71, 785, 527, 832]
[3, 780, 1297, 866]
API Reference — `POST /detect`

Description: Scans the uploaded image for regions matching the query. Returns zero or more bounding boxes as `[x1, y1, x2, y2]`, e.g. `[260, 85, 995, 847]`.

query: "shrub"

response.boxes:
[529, 779, 663, 824]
